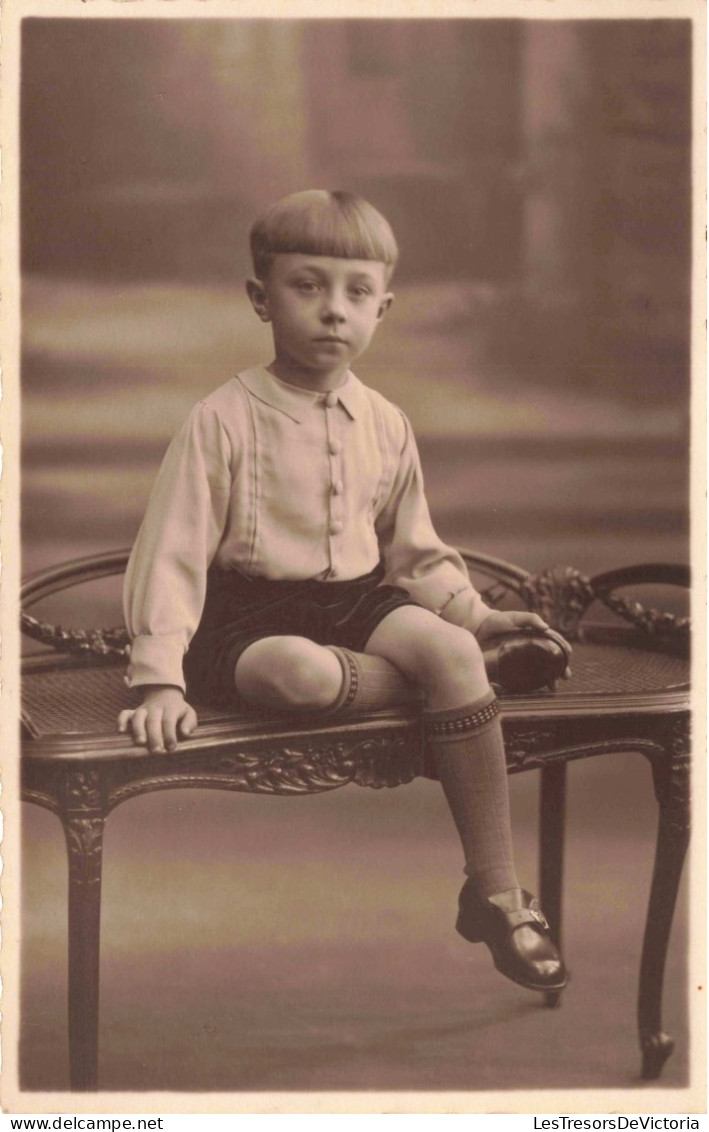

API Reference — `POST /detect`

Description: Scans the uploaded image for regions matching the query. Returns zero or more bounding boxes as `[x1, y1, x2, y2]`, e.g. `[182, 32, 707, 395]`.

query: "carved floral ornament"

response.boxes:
[64, 817, 105, 888]
[66, 769, 102, 809]
[106, 735, 422, 806]
[21, 612, 130, 659]
[521, 568, 690, 644]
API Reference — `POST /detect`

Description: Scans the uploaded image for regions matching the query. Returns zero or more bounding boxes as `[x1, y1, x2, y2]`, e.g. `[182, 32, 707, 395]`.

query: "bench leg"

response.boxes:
[539, 762, 566, 1009]
[638, 722, 690, 1080]
[63, 814, 105, 1091]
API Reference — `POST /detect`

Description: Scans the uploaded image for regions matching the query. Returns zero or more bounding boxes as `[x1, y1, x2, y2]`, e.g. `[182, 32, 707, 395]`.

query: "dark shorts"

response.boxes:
[183, 563, 420, 707]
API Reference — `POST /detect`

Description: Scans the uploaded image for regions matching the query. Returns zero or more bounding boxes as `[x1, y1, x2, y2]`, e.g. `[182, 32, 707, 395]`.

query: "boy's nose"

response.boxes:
[321, 291, 347, 322]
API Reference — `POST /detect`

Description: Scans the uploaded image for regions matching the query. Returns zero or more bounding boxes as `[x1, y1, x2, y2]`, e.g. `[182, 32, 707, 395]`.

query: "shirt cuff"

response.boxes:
[399, 567, 493, 635]
[435, 586, 494, 635]
[126, 634, 187, 693]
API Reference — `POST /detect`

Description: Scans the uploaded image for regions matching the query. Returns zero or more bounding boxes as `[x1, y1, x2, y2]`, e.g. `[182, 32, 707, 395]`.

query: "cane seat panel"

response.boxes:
[20, 638, 690, 740]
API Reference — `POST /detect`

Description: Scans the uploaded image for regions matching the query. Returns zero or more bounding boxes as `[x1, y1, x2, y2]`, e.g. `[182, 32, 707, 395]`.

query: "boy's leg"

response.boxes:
[233, 635, 412, 713]
[235, 615, 518, 895]
[232, 615, 565, 990]
[364, 605, 567, 991]
[234, 636, 343, 711]
[364, 605, 517, 897]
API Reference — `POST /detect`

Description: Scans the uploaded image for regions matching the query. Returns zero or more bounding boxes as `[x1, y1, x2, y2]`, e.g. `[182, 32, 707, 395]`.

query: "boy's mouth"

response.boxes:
[314, 335, 348, 344]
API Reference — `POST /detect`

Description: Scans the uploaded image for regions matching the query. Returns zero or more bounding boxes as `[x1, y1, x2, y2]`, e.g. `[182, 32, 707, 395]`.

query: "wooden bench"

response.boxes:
[20, 548, 691, 1091]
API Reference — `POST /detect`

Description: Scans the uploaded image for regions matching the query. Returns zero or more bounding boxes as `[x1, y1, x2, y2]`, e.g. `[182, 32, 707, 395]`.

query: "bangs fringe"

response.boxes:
[251, 190, 398, 277]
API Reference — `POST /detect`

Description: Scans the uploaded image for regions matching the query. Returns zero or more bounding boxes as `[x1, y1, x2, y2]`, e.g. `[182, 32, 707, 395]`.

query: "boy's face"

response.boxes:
[247, 254, 393, 388]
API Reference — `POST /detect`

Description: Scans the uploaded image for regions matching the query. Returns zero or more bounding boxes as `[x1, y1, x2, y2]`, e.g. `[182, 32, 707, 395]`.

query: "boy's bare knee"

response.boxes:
[419, 623, 486, 683]
[366, 607, 489, 704]
[235, 636, 343, 710]
[399, 622, 488, 706]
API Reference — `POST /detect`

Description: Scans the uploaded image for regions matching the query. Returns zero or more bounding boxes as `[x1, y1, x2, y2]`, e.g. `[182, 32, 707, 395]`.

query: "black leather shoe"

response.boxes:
[456, 882, 568, 992]
[482, 627, 572, 694]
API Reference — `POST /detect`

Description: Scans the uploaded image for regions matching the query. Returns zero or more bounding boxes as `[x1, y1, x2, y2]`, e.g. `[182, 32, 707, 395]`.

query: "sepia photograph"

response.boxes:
[3, 0, 703, 1115]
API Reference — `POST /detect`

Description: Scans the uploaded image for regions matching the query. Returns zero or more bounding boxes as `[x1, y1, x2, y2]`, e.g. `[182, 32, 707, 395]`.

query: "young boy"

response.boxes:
[119, 189, 567, 993]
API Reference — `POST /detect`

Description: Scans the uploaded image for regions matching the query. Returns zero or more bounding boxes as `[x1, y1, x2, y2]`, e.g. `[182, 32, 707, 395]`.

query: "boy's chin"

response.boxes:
[310, 340, 352, 360]
[271, 356, 351, 387]
[306, 346, 356, 371]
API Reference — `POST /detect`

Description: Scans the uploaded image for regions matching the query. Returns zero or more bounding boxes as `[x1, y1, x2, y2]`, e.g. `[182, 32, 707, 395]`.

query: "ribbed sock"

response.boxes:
[425, 690, 519, 898]
[323, 646, 419, 716]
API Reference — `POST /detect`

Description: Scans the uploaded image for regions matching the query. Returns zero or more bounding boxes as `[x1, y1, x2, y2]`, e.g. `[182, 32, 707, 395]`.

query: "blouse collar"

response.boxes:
[236, 365, 365, 423]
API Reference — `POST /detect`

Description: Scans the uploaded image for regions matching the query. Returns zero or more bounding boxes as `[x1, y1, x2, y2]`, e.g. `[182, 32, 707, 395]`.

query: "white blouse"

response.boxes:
[123, 365, 492, 691]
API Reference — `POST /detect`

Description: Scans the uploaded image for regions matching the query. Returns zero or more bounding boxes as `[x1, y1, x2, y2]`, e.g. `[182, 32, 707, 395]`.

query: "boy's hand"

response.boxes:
[475, 610, 572, 680]
[117, 686, 198, 754]
[475, 609, 548, 643]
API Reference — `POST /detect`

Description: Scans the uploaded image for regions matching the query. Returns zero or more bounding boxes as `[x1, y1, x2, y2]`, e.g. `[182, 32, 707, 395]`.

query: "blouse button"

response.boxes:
[325, 391, 338, 408]
[332, 479, 344, 495]
[329, 520, 344, 535]
[329, 440, 342, 455]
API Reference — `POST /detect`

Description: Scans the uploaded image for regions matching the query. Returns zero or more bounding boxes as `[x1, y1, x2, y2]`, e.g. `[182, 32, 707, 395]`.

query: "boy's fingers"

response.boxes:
[130, 707, 148, 746]
[146, 712, 166, 754]
[162, 712, 179, 753]
[518, 612, 549, 630]
[117, 709, 134, 733]
[178, 706, 198, 737]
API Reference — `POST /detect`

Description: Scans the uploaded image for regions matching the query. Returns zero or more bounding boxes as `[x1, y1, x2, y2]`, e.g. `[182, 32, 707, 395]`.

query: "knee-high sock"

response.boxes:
[425, 690, 519, 898]
[323, 646, 419, 716]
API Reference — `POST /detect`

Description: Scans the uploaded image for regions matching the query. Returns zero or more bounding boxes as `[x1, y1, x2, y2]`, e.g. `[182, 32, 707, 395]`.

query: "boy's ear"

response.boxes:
[377, 292, 394, 321]
[246, 278, 270, 322]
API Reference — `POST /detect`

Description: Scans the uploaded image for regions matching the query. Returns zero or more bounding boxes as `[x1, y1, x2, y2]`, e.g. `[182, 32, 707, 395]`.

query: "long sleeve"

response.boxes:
[376, 414, 493, 634]
[123, 402, 233, 691]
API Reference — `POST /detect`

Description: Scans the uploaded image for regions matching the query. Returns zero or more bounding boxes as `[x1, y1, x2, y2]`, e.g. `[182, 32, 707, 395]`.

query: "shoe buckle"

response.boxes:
[529, 900, 550, 931]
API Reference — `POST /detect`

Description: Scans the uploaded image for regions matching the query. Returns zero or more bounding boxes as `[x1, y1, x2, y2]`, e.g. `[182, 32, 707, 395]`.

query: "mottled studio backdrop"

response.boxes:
[21, 18, 690, 575]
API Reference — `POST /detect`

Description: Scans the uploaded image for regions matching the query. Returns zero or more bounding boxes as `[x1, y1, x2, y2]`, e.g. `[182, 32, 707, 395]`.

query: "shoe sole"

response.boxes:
[457, 920, 569, 993]
[491, 956, 569, 993]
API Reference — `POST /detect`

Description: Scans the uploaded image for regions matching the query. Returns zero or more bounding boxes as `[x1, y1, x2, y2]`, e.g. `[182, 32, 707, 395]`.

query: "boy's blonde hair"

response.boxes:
[250, 189, 399, 281]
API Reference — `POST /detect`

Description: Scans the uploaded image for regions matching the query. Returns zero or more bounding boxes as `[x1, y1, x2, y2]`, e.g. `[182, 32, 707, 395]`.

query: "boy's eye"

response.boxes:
[295, 279, 319, 294]
[349, 286, 371, 300]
